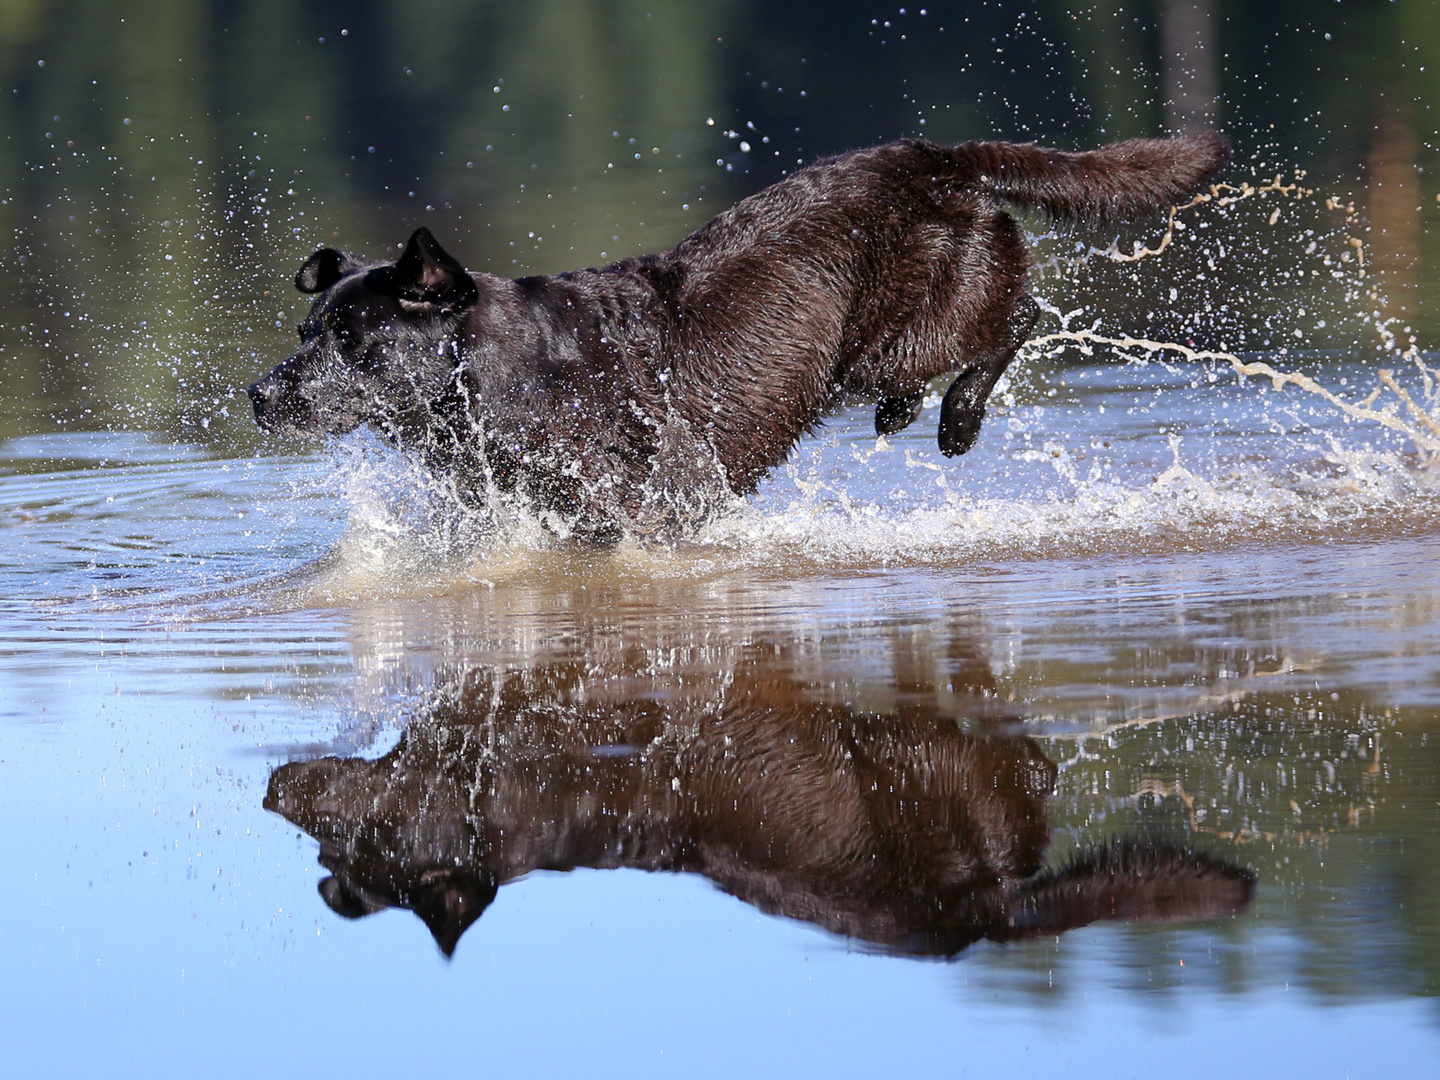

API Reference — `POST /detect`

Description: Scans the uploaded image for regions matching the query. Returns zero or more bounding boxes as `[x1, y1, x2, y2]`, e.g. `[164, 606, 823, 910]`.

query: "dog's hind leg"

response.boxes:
[937, 295, 1040, 457]
[874, 387, 927, 436]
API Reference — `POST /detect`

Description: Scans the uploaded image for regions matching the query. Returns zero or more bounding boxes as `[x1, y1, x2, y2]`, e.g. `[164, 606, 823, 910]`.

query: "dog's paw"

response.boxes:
[875, 388, 926, 436]
[937, 411, 984, 457]
[937, 373, 986, 456]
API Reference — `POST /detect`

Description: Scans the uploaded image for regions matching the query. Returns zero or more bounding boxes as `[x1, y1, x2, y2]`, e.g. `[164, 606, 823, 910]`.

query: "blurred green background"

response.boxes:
[1, 0, 1436, 446]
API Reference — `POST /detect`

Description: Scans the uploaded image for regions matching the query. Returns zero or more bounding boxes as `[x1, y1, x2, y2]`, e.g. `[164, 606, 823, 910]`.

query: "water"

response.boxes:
[5, 3, 1440, 1073]
[3, 349, 1440, 1074]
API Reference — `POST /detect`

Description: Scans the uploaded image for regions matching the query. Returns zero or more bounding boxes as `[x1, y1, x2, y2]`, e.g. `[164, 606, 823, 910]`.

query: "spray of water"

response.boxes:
[1030, 174, 1440, 471]
[274, 168, 1440, 601]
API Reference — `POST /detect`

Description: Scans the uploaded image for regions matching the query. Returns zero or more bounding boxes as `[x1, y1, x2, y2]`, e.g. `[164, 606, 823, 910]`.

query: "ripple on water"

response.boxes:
[2, 354, 1439, 611]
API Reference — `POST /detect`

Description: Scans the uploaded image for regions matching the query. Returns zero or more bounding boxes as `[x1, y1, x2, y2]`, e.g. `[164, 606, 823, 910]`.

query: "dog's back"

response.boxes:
[650, 136, 1228, 487]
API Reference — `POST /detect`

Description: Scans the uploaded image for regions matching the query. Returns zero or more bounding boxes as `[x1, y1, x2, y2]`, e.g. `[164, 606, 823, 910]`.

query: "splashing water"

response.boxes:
[1029, 171, 1440, 468]
[275, 169, 1440, 601]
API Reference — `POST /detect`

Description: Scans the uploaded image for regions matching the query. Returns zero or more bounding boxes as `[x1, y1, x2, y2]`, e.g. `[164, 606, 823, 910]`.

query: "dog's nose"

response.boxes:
[247, 374, 289, 431]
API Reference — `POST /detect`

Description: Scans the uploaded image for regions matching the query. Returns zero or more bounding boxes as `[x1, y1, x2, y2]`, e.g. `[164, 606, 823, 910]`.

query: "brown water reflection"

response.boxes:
[238, 542, 1440, 996]
[265, 668, 1254, 960]
[265, 587, 1255, 958]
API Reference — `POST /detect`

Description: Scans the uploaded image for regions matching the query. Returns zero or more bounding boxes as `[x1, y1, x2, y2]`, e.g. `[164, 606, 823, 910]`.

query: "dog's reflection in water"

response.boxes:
[266, 658, 1253, 957]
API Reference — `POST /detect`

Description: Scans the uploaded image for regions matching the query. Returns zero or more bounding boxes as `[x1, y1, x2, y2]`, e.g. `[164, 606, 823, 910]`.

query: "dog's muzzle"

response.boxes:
[247, 371, 313, 434]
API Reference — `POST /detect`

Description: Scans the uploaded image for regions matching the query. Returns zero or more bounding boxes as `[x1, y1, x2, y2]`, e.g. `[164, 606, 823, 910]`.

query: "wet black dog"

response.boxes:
[248, 135, 1228, 539]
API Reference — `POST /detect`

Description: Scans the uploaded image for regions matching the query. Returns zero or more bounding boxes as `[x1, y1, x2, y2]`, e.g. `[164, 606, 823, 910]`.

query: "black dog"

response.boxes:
[248, 136, 1228, 539]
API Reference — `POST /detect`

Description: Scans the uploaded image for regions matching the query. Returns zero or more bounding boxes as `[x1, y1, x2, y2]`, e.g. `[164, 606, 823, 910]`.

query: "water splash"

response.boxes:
[1027, 169, 1440, 471]
[270, 167, 1440, 599]
[1028, 329, 1440, 473]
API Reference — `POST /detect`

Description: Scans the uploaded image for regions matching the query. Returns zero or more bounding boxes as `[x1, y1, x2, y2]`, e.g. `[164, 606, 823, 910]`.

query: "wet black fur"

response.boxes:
[248, 135, 1229, 539]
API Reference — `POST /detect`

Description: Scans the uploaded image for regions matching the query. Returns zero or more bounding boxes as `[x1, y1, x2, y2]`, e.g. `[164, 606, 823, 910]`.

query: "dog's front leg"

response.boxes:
[937, 295, 1040, 457]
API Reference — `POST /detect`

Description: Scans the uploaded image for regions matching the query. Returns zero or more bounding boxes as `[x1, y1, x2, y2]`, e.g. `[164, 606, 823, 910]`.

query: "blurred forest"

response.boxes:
[0, 0, 1437, 438]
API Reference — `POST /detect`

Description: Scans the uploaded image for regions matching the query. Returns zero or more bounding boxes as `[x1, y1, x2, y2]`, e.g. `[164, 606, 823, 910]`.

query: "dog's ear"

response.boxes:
[317, 875, 388, 920]
[296, 248, 370, 294]
[408, 870, 499, 958]
[378, 227, 480, 311]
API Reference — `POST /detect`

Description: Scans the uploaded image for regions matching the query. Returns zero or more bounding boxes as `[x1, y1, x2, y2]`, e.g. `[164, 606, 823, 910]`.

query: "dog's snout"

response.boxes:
[246, 375, 277, 409]
[247, 367, 309, 434]
[247, 372, 282, 428]
[247, 358, 365, 436]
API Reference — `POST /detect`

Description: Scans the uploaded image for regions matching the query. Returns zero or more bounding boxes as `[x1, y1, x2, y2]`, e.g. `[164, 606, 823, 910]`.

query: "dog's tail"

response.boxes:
[949, 135, 1230, 223]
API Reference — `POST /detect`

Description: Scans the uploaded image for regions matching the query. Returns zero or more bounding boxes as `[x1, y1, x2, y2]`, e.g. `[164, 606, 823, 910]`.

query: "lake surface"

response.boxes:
[4, 2, 1440, 1074]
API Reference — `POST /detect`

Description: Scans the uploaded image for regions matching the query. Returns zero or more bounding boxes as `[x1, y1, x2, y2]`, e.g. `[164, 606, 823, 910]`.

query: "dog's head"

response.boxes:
[265, 752, 500, 958]
[247, 228, 480, 436]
